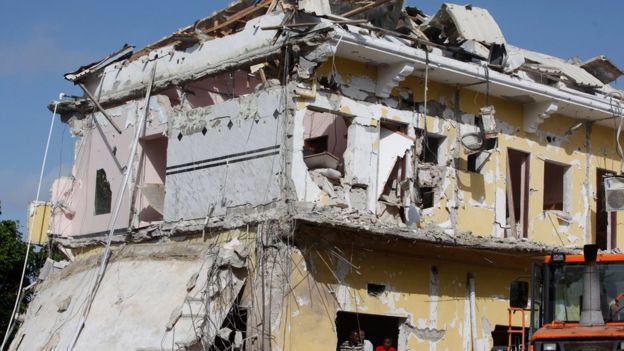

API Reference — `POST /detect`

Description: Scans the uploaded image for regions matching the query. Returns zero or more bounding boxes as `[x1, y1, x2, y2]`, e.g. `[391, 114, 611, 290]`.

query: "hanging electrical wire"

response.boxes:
[608, 91, 624, 174]
[65, 62, 158, 351]
[0, 94, 66, 351]
[421, 49, 430, 156]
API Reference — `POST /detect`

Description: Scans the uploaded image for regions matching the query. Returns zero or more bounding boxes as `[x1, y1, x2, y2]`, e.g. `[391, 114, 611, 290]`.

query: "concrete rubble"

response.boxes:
[11, 0, 624, 350]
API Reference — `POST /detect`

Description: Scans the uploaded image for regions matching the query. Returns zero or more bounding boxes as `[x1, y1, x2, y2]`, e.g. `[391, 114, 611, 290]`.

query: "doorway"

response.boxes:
[507, 149, 530, 238]
[597, 168, 617, 250]
[335, 311, 403, 350]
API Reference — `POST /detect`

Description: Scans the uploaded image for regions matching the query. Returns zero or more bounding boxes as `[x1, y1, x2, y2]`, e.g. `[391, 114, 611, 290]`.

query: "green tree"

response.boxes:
[0, 220, 44, 341]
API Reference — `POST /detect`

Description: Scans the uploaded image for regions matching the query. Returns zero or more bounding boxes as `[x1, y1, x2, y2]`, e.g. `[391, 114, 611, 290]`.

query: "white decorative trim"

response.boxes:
[523, 101, 559, 133]
[376, 63, 415, 98]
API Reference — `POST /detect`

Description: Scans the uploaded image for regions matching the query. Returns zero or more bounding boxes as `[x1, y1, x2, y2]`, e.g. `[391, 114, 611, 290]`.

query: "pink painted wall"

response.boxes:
[303, 110, 348, 162]
[185, 70, 261, 108]
[49, 95, 172, 237]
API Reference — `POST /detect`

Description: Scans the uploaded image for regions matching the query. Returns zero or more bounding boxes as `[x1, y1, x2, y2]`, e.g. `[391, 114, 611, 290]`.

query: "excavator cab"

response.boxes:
[501, 245, 624, 351]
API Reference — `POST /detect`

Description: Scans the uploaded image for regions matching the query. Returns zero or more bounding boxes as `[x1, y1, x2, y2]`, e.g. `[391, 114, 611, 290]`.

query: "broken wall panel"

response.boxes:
[73, 13, 286, 108]
[9, 233, 254, 351]
[48, 95, 172, 237]
[184, 70, 262, 108]
[377, 127, 412, 199]
[164, 88, 283, 221]
[303, 56, 624, 245]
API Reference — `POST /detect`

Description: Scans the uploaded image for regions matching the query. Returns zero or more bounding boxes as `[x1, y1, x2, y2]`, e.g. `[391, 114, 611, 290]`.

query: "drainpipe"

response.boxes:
[580, 244, 604, 326]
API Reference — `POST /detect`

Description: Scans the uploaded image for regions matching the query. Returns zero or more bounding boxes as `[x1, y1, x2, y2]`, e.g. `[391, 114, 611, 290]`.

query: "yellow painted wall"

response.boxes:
[314, 58, 624, 249]
[273, 241, 530, 351]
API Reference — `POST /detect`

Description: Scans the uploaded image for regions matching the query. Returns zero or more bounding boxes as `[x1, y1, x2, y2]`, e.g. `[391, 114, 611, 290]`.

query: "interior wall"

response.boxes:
[302, 110, 348, 163]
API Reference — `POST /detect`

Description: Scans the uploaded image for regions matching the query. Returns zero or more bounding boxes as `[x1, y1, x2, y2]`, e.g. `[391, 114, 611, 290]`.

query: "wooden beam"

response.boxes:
[266, 0, 279, 14]
[204, 0, 272, 35]
[341, 0, 394, 18]
[261, 19, 368, 31]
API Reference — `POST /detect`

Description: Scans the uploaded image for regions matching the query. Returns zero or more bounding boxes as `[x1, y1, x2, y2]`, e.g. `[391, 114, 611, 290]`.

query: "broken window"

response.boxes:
[543, 161, 570, 212]
[379, 122, 412, 206]
[94, 169, 112, 215]
[335, 311, 403, 351]
[419, 187, 435, 209]
[596, 168, 617, 250]
[367, 283, 386, 297]
[136, 135, 168, 222]
[506, 149, 530, 238]
[416, 129, 445, 165]
[302, 111, 348, 172]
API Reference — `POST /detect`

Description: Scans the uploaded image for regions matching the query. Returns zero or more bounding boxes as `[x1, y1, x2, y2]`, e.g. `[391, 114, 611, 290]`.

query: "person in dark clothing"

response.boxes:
[339, 331, 363, 351]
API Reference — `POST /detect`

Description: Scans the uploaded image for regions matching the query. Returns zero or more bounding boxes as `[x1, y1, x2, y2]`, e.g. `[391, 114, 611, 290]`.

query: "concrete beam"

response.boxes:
[523, 101, 559, 133]
[376, 62, 414, 98]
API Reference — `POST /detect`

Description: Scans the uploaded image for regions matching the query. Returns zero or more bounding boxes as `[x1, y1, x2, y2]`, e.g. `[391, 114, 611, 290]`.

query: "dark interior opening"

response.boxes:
[543, 161, 567, 211]
[597, 168, 617, 250]
[367, 283, 386, 297]
[416, 129, 444, 165]
[94, 168, 112, 215]
[491, 324, 528, 350]
[419, 187, 435, 209]
[507, 149, 530, 238]
[210, 290, 248, 351]
[304, 135, 329, 155]
[335, 311, 402, 351]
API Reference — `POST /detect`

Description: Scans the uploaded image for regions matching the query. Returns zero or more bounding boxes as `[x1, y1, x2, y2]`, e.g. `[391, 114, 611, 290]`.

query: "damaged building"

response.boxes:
[9, 0, 624, 350]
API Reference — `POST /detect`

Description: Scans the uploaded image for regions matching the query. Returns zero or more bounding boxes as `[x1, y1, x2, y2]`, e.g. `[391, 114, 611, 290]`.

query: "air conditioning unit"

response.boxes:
[605, 176, 624, 212]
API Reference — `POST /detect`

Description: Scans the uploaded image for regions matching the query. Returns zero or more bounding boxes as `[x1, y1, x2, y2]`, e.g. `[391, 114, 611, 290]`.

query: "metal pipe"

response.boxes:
[78, 83, 123, 134]
[580, 244, 604, 326]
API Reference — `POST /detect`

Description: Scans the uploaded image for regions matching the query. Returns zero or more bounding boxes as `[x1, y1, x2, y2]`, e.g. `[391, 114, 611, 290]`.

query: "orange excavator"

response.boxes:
[503, 245, 624, 351]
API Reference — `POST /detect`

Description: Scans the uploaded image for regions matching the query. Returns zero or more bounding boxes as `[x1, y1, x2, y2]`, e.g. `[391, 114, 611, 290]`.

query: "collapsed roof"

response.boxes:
[61, 0, 623, 110]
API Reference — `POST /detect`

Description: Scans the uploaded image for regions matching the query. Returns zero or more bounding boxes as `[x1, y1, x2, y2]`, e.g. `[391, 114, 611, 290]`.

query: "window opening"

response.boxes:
[95, 169, 112, 215]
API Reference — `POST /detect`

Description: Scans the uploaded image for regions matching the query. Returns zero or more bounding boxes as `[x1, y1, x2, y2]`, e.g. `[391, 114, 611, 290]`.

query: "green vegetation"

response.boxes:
[0, 220, 45, 341]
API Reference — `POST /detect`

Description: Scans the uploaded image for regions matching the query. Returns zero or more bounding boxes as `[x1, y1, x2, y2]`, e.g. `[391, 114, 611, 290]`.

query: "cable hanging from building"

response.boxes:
[66, 62, 158, 351]
[0, 94, 67, 351]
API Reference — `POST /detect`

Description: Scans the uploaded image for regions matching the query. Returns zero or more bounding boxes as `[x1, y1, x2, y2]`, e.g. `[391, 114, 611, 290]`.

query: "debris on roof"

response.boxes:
[521, 49, 605, 88]
[334, 0, 406, 30]
[298, 0, 332, 16]
[581, 55, 624, 84]
[423, 3, 505, 46]
[61, 0, 623, 108]
[129, 0, 274, 61]
[64, 44, 134, 82]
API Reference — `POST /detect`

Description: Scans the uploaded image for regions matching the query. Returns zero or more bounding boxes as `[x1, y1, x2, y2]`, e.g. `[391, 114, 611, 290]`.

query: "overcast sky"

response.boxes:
[0, 0, 622, 229]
